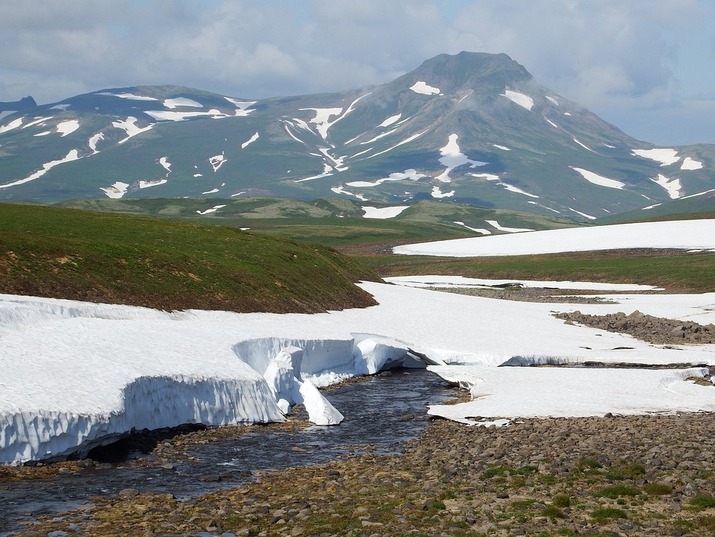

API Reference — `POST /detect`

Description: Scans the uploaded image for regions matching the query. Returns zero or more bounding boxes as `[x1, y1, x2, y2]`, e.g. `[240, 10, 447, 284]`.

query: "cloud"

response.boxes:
[0, 0, 713, 144]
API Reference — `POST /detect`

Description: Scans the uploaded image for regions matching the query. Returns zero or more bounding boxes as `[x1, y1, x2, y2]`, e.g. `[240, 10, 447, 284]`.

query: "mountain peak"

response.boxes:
[404, 51, 533, 95]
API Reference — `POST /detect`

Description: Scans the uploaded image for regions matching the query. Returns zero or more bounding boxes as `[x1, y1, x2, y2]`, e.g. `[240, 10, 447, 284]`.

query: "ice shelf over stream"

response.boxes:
[2, 219, 715, 464]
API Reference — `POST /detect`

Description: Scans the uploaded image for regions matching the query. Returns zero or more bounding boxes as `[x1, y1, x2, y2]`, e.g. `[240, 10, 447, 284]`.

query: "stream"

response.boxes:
[0, 369, 455, 535]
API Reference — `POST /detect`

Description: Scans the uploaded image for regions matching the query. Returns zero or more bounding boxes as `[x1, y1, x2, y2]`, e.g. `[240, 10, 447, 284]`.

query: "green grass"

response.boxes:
[0, 203, 378, 313]
[358, 249, 715, 293]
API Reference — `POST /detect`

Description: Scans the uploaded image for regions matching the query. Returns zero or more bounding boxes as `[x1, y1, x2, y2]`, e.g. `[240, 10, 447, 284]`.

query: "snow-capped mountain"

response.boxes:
[0, 52, 713, 220]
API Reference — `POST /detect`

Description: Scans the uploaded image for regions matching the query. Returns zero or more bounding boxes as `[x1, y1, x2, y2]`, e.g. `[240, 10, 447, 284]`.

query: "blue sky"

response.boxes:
[1, 0, 714, 145]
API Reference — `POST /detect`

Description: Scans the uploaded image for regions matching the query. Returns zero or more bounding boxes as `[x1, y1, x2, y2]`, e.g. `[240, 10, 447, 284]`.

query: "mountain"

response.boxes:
[0, 51, 713, 221]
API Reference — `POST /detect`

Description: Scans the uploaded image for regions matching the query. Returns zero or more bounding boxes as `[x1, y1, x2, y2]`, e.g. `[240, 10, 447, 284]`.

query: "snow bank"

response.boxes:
[394, 219, 715, 256]
[3, 273, 715, 463]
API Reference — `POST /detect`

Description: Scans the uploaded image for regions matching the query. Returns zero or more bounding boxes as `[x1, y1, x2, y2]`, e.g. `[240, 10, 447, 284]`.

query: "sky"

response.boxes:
[1, 0, 714, 146]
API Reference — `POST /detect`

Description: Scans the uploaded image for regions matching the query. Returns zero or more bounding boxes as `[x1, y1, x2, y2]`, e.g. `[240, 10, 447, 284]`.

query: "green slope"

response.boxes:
[0, 203, 378, 313]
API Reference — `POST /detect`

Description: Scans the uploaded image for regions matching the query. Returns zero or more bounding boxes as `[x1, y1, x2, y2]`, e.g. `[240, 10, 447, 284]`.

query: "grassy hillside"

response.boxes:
[0, 203, 378, 313]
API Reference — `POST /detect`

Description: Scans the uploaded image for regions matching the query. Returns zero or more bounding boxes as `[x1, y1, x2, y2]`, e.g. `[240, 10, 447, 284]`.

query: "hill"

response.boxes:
[1, 52, 713, 220]
[0, 203, 378, 313]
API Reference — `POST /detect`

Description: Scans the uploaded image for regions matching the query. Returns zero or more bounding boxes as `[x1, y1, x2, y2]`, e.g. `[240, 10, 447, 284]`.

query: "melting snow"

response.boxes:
[545, 118, 559, 129]
[570, 167, 625, 190]
[454, 221, 491, 235]
[471, 173, 500, 181]
[632, 148, 680, 166]
[410, 81, 441, 95]
[145, 110, 217, 121]
[366, 129, 429, 160]
[0, 150, 81, 189]
[545, 96, 559, 106]
[394, 219, 715, 257]
[23, 116, 53, 129]
[572, 138, 593, 152]
[3, 274, 714, 462]
[0, 118, 23, 134]
[159, 157, 172, 174]
[101, 181, 130, 199]
[568, 207, 597, 220]
[379, 113, 402, 128]
[99, 92, 158, 101]
[209, 153, 227, 172]
[437, 134, 487, 182]
[331, 185, 368, 201]
[386, 275, 659, 292]
[56, 120, 80, 137]
[301, 107, 343, 139]
[347, 169, 425, 188]
[164, 97, 203, 109]
[88, 132, 104, 154]
[431, 185, 455, 198]
[500, 182, 539, 198]
[492, 144, 511, 151]
[224, 98, 256, 116]
[487, 219, 534, 233]
[362, 206, 409, 219]
[681, 157, 703, 170]
[112, 116, 153, 143]
[650, 174, 682, 199]
[501, 89, 534, 110]
[138, 179, 167, 189]
[196, 204, 227, 215]
[241, 132, 259, 149]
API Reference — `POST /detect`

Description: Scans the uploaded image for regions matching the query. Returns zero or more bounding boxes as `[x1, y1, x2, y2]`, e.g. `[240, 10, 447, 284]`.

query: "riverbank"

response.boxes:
[8, 411, 715, 536]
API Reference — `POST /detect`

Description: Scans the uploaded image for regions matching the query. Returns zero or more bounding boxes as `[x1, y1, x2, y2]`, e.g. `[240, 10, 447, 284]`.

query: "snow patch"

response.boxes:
[470, 173, 500, 181]
[196, 204, 227, 215]
[331, 186, 367, 201]
[0, 150, 81, 189]
[0, 118, 23, 134]
[224, 98, 256, 116]
[487, 219, 534, 233]
[98, 92, 157, 101]
[570, 167, 625, 190]
[379, 113, 402, 127]
[431, 185, 455, 198]
[572, 138, 593, 152]
[241, 132, 259, 149]
[159, 157, 172, 174]
[568, 207, 597, 220]
[632, 148, 680, 166]
[500, 182, 539, 198]
[56, 120, 80, 137]
[437, 134, 487, 182]
[300, 107, 343, 140]
[101, 182, 130, 199]
[138, 179, 167, 189]
[410, 81, 441, 95]
[361, 206, 409, 219]
[501, 89, 534, 110]
[88, 132, 104, 154]
[394, 219, 715, 257]
[112, 116, 153, 143]
[164, 97, 203, 109]
[347, 169, 425, 188]
[650, 174, 682, 199]
[453, 221, 491, 235]
[385, 275, 659, 292]
[492, 144, 510, 151]
[681, 157, 703, 170]
[209, 153, 227, 172]
[545, 96, 559, 106]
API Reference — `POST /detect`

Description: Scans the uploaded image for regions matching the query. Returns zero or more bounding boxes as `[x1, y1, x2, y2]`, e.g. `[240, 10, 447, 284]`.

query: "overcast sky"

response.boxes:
[1, 0, 714, 145]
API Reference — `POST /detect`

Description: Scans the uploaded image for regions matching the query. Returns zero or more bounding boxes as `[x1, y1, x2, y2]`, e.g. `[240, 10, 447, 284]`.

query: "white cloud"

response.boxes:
[0, 0, 713, 144]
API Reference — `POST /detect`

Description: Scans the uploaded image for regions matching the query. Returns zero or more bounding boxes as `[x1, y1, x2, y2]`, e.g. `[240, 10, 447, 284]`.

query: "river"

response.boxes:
[0, 369, 455, 535]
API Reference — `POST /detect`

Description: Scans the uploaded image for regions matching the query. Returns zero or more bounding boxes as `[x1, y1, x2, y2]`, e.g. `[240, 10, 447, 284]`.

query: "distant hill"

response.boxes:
[1, 52, 713, 221]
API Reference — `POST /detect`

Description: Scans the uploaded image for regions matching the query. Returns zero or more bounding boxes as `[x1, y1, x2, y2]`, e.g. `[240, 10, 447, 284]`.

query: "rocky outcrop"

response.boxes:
[555, 310, 715, 345]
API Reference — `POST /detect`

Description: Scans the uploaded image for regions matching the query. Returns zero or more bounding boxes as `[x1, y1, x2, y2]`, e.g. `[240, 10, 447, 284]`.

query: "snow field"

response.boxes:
[394, 219, 715, 257]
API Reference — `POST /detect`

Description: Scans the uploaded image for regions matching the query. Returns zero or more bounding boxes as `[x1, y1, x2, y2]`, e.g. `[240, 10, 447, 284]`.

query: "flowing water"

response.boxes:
[0, 369, 455, 535]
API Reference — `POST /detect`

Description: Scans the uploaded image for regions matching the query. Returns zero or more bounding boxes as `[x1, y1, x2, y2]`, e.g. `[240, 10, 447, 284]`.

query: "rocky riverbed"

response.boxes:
[10, 412, 715, 537]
